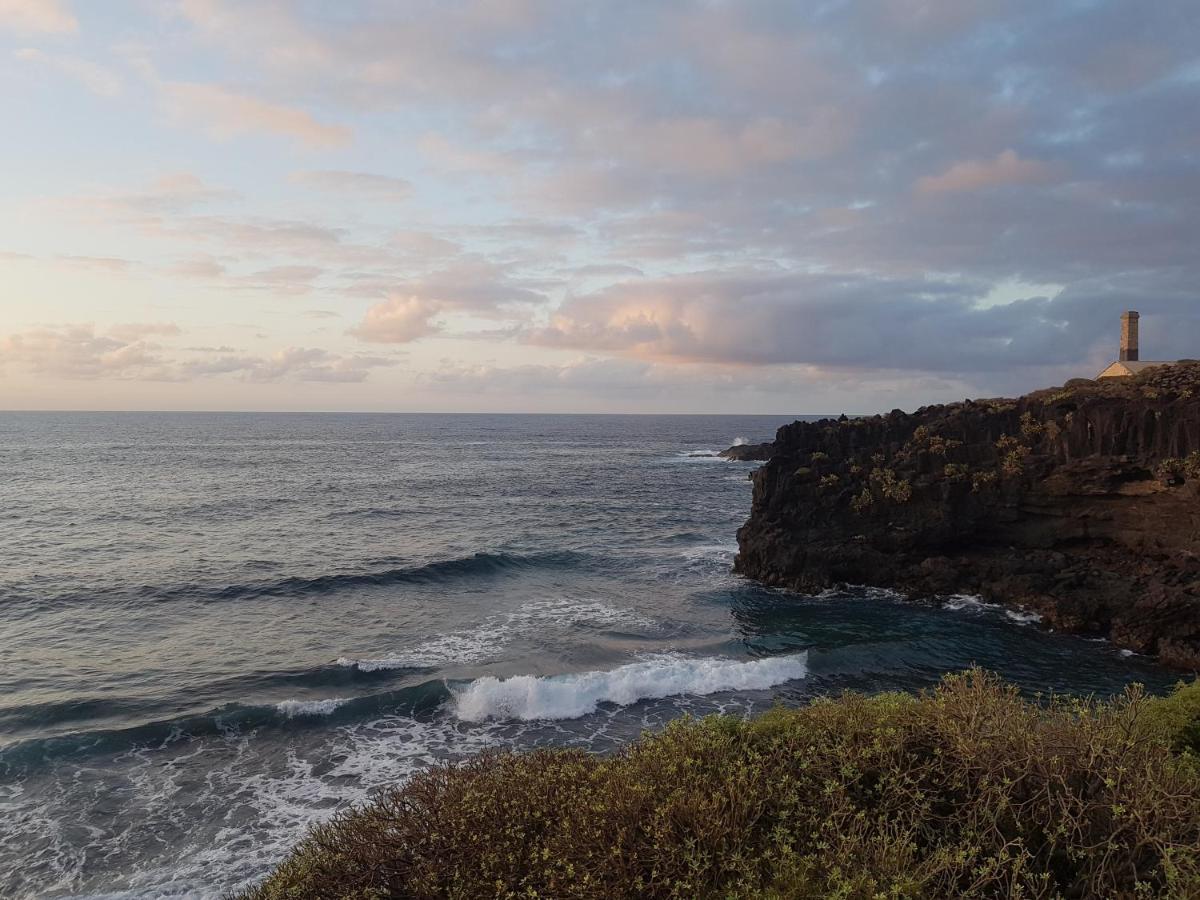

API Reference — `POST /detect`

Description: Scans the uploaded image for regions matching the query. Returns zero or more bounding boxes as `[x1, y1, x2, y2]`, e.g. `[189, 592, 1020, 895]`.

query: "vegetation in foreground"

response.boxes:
[242, 672, 1200, 899]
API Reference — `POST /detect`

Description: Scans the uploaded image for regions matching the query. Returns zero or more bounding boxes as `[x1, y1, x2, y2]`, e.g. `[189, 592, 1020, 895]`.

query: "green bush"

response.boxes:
[1019, 411, 1045, 442]
[995, 434, 1023, 454]
[1001, 450, 1026, 478]
[241, 672, 1200, 900]
[927, 435, 962, 456]
[1186, 452, 1200, 479]
[850, 487, 873, 514]
[943, 462, 969, 482]
[869, 467, 913, 503]
[1143, 679, 1200, 762]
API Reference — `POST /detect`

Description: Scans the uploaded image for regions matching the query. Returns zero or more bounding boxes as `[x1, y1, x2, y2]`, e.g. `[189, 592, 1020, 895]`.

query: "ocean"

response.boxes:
[0, 412, 1177, 899]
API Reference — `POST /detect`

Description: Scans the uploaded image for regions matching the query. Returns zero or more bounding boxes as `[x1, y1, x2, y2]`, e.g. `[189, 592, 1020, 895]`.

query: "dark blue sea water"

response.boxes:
[0, 412, 1178, 899]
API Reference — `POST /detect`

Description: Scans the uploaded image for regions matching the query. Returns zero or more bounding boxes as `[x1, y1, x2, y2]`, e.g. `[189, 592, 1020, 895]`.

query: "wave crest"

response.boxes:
[275, 698, 349, 717]
[452, 653, 808, 722]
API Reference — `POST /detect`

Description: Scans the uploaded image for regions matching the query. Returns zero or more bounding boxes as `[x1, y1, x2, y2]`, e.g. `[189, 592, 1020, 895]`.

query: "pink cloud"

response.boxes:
[350, 295, 442, 343]
[0, 0, 76, 34]
[0, 323, 394, 383]
[0, 323, 178, 379]
[163, 82, 351, 147]
[916, 149, 1055, 193]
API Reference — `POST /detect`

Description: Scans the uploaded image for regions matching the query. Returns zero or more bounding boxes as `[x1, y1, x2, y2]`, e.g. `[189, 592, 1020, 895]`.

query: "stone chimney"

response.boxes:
[1120, 310, 1139, 362]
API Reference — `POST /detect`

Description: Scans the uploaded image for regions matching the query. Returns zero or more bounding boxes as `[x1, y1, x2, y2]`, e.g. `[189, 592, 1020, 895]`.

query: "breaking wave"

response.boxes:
[275, 698, 349, 717]
[451, 652, 809, 722]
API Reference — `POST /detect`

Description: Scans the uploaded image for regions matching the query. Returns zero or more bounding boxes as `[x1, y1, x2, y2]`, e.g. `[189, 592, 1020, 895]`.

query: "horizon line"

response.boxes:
[0, 408, 848, 417]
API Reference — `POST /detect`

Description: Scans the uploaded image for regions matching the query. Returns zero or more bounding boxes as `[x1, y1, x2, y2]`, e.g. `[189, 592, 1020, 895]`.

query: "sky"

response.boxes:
[1, 0, 1198, 414]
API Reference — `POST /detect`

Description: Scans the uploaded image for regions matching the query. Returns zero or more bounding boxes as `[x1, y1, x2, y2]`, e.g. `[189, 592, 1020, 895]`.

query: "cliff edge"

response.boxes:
[734, 364, 1200, 669]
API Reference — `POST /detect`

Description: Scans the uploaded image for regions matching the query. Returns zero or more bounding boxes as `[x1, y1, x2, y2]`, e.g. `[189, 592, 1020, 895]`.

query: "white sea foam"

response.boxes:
[336, 656, 414, 673]
[337, 599, 658, 672]
[942, 593, 1001, 612]
[942, 594, 1041, 626]
[678, 542, 738, 562]
[676, 447, 737, 463]
[452, 652, 808, 723]
[1005, 608, 1043, 625]
[275, 698, 349, 717]
[732, 436, 749, 446]
[816, 584, 906, 602]
[945, 595, 1041, 624]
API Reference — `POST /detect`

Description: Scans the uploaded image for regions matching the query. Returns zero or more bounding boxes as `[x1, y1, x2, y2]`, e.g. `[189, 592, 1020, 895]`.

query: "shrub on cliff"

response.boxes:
[241, 672, 1200, 900]
[1145, 679, 1200, 762]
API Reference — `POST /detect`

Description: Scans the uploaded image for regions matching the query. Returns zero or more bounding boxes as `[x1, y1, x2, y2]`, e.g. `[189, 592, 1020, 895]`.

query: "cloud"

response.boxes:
[350, 295, 442, 343]
[56, 255, 132, 273]
[1, 323, 395, 383]
[165, 255, 325, 295]
[341, 257, 549, 329]
[292, 170, 412, 201]
[168, 256, 225, 279]
[67, 173, 238, 224]
[13, 1, 1200, 411]
[162, 82, 351, 147]
[14, 47, 121, 96]
[421, 355, 982, 415]
[233, 264, 323, 295]
[0, 0, 76, 33]
[0, 323, 178, 380]
[388, 230, 461, 262]
[425, 357, 658, 394]
[181, 347, 395, 382]
[416, 132, 522, 176]
[916, 150, 1057, 194]
[529, 269, 1200, 376]
[623, 112, 853, 177]
[173, 0, 331, 70]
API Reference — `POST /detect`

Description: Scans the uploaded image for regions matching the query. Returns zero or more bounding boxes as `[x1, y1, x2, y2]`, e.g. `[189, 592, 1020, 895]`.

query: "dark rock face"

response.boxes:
[719, 442, 775, 462]
[733, 364, 1200, 670]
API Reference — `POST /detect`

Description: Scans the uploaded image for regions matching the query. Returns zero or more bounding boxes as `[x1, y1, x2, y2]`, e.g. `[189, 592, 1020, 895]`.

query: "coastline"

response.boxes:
[734, 365, 1200, 670]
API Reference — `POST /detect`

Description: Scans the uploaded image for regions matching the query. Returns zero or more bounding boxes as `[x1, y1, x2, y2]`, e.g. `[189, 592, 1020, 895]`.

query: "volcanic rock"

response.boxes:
[733, 364, 1200, 669]
[719, 442, 775, 462]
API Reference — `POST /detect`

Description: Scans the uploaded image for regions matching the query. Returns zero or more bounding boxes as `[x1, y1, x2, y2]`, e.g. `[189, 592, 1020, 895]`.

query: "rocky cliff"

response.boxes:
[734, 364, 1200, 669]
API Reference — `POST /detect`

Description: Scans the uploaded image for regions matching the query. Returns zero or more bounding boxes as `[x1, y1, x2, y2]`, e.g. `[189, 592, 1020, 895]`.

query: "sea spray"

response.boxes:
[452, 653, 808, 722]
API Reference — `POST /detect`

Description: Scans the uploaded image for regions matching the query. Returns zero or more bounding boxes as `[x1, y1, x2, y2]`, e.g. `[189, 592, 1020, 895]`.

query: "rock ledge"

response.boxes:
[734, 365, 1200, 669]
